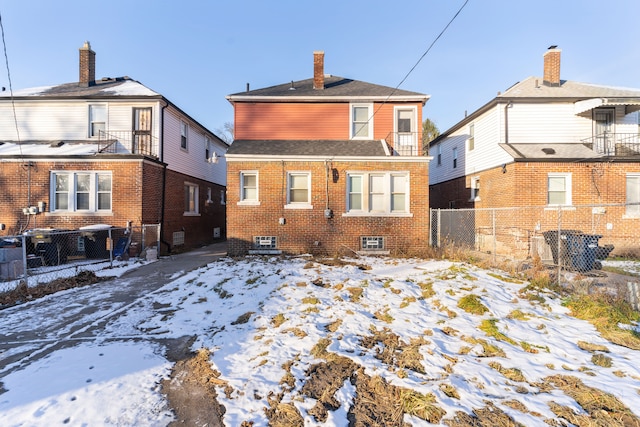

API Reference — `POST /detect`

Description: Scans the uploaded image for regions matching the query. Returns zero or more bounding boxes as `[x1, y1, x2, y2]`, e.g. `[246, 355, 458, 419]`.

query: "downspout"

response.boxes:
[159, 101, 172, 254]
[504, 101, 512, 144]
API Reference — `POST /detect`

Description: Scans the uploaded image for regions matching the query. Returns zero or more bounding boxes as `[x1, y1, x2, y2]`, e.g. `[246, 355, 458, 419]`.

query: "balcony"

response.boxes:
[97, 130, 159, 158]
[581, 132, 640, 156]
[386, 132, 420, 156]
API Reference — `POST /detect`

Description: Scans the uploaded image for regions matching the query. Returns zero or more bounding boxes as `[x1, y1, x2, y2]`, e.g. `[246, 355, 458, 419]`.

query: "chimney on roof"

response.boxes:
[313, 51, 325, 90]
[543, 45, 561, 87]
[79, 41, 96, 87]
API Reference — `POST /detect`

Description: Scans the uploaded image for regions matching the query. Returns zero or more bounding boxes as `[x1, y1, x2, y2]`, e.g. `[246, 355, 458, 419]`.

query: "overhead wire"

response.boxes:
[359, 0, 470, 137]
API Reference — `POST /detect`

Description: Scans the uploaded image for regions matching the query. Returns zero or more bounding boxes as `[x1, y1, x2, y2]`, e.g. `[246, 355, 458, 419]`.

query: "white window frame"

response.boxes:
[437, 144, 442, 166]
[625, 173, 640, 218]
[89, 104, 107, 138]
[470, 176, 480, 201]
[50, 171, 112, 214]
[184, 182, 199, 215]
[180, 121, 189, 150]
[285, 171, 312, 209]
[350, 103, 373, 139]
[239, 171, 259, 205]
[205, 136, 211, 161]
[468, 123, 475, 151]
[394, 106, 417, 154]
[547, 173, 572, 206]
[453, 147, 458, 168]
[345, 171, 411, 217]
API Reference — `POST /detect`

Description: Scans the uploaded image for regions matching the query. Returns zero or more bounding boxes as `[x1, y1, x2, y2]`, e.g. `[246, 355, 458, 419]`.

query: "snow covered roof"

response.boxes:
[0, 141, 100, 156]
[0, 77, 160, 99]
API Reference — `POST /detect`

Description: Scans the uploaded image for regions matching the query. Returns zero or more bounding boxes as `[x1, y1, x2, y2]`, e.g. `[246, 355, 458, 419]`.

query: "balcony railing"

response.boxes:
[385, 132, 420, 156]
[97, 130, 159, 158]
[581, 132, 640, 156]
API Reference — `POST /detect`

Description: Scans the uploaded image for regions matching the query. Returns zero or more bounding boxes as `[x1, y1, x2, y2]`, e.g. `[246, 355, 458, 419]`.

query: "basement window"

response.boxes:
[358, 236, 390, 255]
[249, 236, 281, 255]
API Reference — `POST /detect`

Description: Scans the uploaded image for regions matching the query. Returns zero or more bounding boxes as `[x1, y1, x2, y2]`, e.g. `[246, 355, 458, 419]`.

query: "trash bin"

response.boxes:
[542, 230, 602, 272]
[79, 224, 113, 259]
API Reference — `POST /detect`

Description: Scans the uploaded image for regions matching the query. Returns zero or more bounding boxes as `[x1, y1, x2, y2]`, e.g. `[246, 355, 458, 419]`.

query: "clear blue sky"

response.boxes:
[1, 0, 639, 137]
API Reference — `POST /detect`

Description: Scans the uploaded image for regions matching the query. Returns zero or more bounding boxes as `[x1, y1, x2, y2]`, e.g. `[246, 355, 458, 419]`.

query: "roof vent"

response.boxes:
[50, 141, 65, 148]
[542, 147, 556, 155]
[289, 80, 296, 90]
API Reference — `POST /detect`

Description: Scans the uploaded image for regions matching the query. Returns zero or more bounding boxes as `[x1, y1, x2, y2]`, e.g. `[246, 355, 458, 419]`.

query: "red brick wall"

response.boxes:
[162, 169, 226, 252]
[227, 159, 429, 256]
[0, 159, 226, 254]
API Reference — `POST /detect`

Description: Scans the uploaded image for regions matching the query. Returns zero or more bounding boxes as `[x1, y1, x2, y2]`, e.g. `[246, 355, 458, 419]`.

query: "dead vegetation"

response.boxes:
[0, 271, 109, 308]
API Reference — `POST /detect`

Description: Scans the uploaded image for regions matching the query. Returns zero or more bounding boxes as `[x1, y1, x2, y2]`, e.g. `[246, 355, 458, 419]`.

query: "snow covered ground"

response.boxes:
[1, 254, 640, 426]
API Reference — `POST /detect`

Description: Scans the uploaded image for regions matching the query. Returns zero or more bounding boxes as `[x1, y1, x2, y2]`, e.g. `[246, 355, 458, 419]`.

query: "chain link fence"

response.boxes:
[0, 224, 160, 292]
[430, 204, 640, 273]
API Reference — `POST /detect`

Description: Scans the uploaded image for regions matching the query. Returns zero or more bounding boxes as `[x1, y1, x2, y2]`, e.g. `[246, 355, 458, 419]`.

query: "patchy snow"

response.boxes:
[0, 142, 100, 156]
[1, 255, 640, 426]
[99, 80, 159, 96]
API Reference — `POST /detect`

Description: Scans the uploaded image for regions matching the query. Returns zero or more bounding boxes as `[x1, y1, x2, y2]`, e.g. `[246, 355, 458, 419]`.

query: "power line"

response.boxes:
[0, 10, 22, 146]
[362, 0, 470, 140]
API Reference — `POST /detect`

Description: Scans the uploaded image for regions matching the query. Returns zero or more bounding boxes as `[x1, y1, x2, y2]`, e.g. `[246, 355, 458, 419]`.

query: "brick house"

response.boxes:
[0, 42, 228, 253]
[429, 46, 640, 256]
[225, 51, 431, 256]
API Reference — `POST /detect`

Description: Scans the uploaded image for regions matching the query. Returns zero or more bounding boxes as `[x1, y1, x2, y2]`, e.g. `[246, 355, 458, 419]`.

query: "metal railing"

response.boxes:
[97, 130, 159, 157]
[581, 132, 640, 156]
[0, 224, 160, 291]
[385, 132, 420, 156]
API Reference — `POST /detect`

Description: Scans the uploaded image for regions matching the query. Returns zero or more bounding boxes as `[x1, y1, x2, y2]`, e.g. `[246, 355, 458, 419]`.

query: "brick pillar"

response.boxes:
[313, 51, 324, 90]
[79, 41, 96, 87]
[543, 47, 561, 87]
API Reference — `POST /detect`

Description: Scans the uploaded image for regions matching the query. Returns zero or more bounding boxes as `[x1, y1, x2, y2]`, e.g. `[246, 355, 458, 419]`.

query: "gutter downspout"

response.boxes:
[159, 101, 172, 254]
[504, 101, 512, 144]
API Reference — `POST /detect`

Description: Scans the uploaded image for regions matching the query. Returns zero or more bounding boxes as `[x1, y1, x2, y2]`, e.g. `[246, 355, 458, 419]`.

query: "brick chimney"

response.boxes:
[313, 51, 324, 90]
[543, 46, 561, 87]
[79, 41, 96, 87]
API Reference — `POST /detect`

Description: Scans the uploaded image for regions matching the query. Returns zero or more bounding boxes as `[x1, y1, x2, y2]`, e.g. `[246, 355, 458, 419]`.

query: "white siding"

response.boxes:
[0, 101, 87, 140]
[162, 106, 226, 186]
[508, 103, 591, 143]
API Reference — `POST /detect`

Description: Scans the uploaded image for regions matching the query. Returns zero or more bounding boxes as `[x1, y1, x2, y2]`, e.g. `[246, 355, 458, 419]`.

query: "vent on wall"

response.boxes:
[173, 231, 185, 246]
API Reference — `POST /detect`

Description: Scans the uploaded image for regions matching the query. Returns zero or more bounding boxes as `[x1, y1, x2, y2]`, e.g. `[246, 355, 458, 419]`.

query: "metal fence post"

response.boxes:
[108, 228, 113, 267]
[156, 224, 161, 255]
[437, 209, 442, 248]
[492, 209, 497, 264]
[21, 234, 28, 287]
[556, 206, 562, 284]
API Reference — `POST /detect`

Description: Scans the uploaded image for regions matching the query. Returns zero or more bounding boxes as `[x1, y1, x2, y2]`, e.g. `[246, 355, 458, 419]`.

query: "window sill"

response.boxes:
[46, 211, 114, 216]
[342, 212, 413, 218]
[237, 201, 260, 206]
[544, 206, 576, 211]
[468, 197, 480, 202]
[622, 214, 640, 219]
[284, 204, 313, 210]
[183, 212, 201, 217]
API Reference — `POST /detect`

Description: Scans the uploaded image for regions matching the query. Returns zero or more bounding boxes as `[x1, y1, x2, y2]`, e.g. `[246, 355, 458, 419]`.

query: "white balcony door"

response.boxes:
[594, 108, 614, 154]
[395, 108, 416, 155]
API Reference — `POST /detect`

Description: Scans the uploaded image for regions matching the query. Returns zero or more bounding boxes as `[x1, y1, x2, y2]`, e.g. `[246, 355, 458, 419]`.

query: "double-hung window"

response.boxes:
[626, 174, 640, 217]
[184, 182, 199, 215]
[89, 104, 106, 137]
[547, 173, 572, 206]
[351, 103, 372, 139]
[51, 171, 112, 213]
[286, 172, 311, 208]
[180, 121, 188, 150]
[239, 171, 259, 205]
[468, 123, 475, 151]
[205, 136, 211, 161]
[346, 172, 410, 215]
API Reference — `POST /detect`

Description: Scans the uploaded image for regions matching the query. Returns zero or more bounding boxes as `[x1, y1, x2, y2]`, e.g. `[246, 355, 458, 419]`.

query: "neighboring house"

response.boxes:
[0, 42, 228, 253]
[225, 51, 431, 256]
[429, 46, 640, 255]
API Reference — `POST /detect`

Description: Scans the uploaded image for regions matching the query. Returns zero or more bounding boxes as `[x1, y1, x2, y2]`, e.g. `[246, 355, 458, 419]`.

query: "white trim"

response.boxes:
[226, 155, 432, 163]
[286, 171, 311, 206]
[239, 170, 259, 203]
[350, 103, 373, 139]
[345, 171, 410, 215]
[226, 95, 430, 103]
[547, 172, 572, 206]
